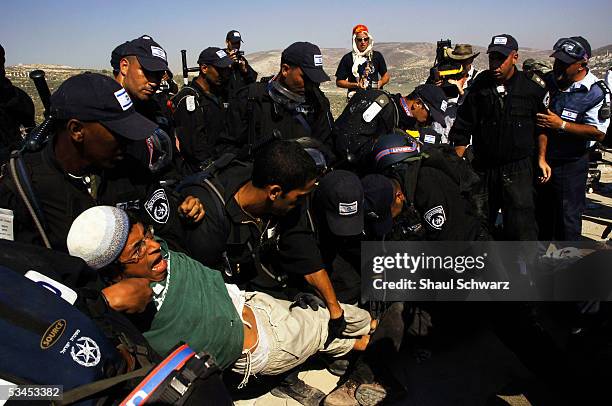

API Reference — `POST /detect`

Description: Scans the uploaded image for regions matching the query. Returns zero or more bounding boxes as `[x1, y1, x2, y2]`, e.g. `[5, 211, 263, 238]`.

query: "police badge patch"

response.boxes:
[424, 205, 446, 230]
[145, 188, 170, 224]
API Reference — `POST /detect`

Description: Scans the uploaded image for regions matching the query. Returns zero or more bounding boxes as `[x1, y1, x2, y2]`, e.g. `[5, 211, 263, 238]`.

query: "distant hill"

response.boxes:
[7, 42, 612, 120]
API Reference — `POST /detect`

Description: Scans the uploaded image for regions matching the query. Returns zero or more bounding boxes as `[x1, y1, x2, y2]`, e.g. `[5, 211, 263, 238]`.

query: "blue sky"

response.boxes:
[2, 0, 611, 72]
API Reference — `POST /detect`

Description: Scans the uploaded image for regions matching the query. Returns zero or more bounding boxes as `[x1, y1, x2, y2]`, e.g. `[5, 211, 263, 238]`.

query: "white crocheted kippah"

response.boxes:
[67, 206, 130, 270]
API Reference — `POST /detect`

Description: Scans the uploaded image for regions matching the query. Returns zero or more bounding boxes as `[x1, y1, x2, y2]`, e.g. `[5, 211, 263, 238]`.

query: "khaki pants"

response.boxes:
[245, 292, 371, 376]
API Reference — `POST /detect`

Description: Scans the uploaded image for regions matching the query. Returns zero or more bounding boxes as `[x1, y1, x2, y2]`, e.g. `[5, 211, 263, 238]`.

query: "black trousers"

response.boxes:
[473, 158, 538, 240]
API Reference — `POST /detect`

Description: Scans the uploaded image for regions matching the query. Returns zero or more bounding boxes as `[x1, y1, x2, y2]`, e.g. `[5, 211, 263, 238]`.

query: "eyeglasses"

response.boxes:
[355, 37, 370, 43]
[553, 38, 589, 60]
[119, 225, 155, 265]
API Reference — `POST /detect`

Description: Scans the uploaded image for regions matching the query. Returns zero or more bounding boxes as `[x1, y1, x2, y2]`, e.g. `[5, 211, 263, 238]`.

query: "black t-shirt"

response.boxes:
[182, 163, 323, 289]
[335, 51, 388, 85]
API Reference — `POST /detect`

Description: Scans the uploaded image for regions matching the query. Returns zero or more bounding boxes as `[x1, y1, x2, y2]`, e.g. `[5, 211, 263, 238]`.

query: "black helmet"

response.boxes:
[372, 130, 421, 171]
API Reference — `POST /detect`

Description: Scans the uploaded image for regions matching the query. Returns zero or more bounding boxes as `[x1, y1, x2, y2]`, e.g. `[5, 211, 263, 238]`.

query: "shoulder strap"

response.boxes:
[8, 152, 52, 248]
[594, 80, 611, 120]
[246, 83, 268, 155]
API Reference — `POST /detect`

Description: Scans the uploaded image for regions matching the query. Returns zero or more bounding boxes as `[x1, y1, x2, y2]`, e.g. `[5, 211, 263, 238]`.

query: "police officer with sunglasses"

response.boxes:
[536, 36, 611, 240]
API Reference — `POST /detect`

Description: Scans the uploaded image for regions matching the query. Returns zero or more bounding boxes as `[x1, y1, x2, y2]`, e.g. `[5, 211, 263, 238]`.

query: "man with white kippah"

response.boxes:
[67, 206, 373, 387]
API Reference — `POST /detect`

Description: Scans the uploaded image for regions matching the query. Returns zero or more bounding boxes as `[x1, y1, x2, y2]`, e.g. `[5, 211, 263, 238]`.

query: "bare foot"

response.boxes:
[353, 335, 370, 351]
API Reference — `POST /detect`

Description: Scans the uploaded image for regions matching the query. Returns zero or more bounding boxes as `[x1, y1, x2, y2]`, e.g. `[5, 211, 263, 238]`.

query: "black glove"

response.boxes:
[324, 311, 347, 348]
[290, 293, 327, 311]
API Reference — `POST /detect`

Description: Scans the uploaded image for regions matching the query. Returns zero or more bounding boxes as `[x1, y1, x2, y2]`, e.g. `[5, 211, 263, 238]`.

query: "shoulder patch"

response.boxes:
[423, 205, 446, 230]
[144, 188, 170, 224]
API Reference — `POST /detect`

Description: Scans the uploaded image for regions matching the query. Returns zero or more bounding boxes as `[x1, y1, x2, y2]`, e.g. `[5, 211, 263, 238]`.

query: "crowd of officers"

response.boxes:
[0, 24, 610, 405]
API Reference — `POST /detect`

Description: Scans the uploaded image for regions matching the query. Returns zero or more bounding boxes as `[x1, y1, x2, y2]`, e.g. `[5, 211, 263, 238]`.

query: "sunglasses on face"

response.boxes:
[356, 37, 370, 43]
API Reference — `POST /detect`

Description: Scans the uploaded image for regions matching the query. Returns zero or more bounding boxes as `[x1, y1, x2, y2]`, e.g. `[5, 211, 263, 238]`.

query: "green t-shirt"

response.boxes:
[143, 242, 244, 369]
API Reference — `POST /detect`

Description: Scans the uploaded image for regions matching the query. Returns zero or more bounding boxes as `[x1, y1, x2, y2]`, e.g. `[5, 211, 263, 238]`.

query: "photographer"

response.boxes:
[335, 24, 390, 99]
[225, 30, 258, 97]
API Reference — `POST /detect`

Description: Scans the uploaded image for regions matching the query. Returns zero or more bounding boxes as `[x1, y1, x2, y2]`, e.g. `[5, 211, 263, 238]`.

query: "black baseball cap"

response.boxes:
[281, 42, 330, 83]
[197, 47, 233, 68]
[226, 30, 244, 43]
[314, 170, 364, 236]
[487, 34, 519, 57]
[50, 73, 157, 141]
[111, 35, 169, 72]
[550, 36, 592, 64]
[413, 84, 449, 127]
[362, 174, 394, 238]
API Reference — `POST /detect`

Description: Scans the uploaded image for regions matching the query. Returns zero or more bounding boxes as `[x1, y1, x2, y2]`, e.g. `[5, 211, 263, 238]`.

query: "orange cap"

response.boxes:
[352, 24, 369, 34]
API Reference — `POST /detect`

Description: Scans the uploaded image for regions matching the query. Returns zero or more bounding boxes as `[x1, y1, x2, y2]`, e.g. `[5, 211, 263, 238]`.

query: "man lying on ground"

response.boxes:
[67, 206, 372, 387]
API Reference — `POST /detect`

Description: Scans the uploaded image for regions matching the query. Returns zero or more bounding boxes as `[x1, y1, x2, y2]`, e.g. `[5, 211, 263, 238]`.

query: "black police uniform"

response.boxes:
[389, 152, 482, 241]
[0, 138, 188, 252]
[172, 79, 230, 172]
[223, 80, 334, 158]
[449, 68, 546, 240]
[0, 76, 35, 162]
[181, 162, 323, 298]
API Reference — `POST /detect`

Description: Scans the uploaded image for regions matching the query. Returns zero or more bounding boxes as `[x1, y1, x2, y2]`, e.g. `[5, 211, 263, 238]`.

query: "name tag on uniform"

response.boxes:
[561, 108, 579, 121]
[24, 270, 78, 305]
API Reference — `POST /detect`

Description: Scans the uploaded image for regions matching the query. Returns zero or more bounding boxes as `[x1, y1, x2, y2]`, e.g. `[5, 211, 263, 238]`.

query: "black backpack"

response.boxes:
[333, 89, 399, 171]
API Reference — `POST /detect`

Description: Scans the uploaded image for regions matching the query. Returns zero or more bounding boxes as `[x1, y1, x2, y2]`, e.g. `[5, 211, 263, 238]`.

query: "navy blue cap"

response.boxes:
[362, 174, 394, 238]
[50, 73, 157, 141]
[282, 42, 330, 83]
[551, 36, 592, 64]
[487, 34, 518, 57]
[226, 30, 244, 43]
[314, 170, 364, 236]
[111, 35, 169, 72]
[197, 47, 233, 68]
[413, 84, 449, 127]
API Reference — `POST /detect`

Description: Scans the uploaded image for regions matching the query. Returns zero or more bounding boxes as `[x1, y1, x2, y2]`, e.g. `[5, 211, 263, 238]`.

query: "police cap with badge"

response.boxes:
[111, 34, 170, 74]
[51, 72, 157, 140]
[413, 84, 449, 128]
[281, 42, 331, 83]
[551, 36, 611, 121]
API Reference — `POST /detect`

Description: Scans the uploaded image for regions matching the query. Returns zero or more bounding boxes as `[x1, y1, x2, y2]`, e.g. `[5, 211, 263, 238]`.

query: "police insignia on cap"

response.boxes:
[314, 54, 323, 67]
[216, 50, 228, 58]
[493, 37, 508, 45]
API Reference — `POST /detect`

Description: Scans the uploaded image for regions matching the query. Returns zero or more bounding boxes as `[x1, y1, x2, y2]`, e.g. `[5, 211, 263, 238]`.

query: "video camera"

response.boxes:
[429, 39, 465, 98]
